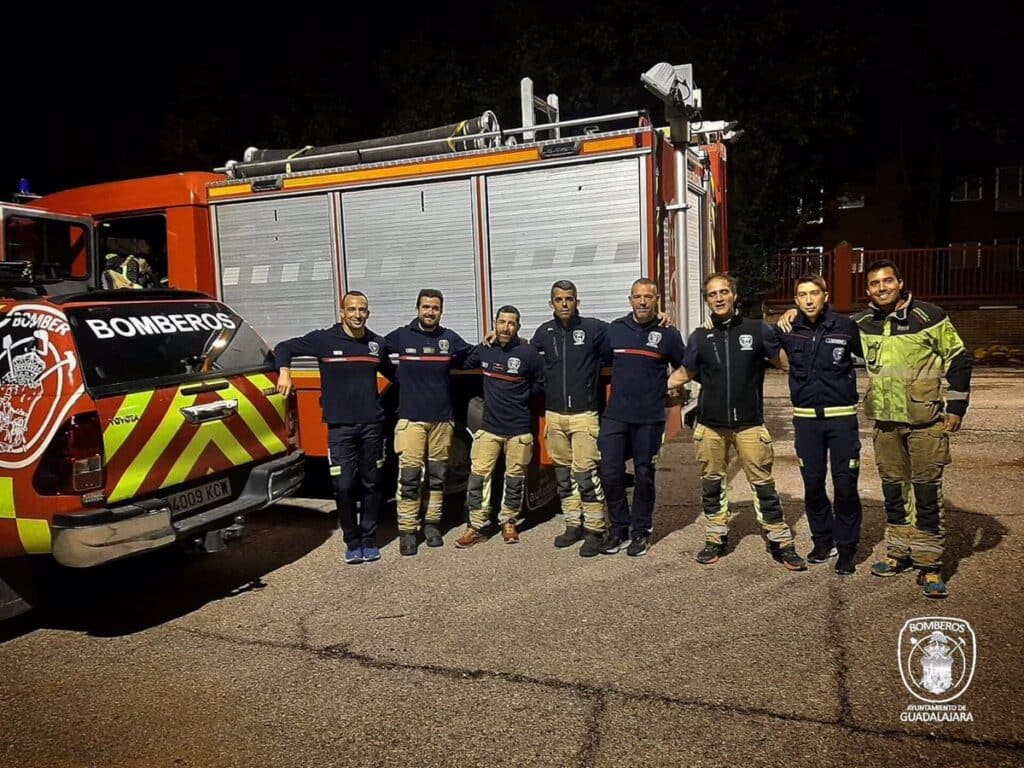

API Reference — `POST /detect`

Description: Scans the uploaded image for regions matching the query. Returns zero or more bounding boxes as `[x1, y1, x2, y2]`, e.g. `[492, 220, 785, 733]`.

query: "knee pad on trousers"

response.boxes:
[573, 470, 600, 503]
[881, 481, 908, 524]
[912, 481, 942, 534]
[504, 475, 525, 512]
[554, 466, 573, 499]
[701, 476, 723, 513]
[399, 466, 421, 500]
[754, 481, 784, 524]
[466, 473, 485, 510]
[427, 460, 446, 491]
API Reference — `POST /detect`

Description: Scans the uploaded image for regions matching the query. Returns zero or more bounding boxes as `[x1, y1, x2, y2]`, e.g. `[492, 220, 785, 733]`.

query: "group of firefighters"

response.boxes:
[274, 259, 972, 599]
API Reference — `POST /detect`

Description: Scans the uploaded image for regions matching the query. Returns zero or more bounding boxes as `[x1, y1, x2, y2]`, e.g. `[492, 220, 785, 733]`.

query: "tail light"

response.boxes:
[286, 395, 298, 447]
[33, 412, 105, 495]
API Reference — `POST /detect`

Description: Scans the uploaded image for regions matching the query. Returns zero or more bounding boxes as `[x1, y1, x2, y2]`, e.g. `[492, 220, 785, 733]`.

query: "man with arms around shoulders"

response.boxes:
[385, 289, 474, 556]
[274, 291, 391, 564]
[529, 280, 609, 557]
[668, 273, 807, 571]
[454, 306, 544, 547]
[597, 278, 686, 558]
[776, 274, 864, 575]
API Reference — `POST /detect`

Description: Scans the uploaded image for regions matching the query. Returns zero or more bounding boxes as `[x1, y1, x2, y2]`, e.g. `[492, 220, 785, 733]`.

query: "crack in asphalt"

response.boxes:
[180, 627, 1024, 756]
[576, 691, 605, 768]
[827, 579, 854, 725]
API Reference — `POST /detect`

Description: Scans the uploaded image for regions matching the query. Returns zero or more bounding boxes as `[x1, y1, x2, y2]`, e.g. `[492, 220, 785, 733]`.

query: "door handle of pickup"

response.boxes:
[181, 399, 238, 424]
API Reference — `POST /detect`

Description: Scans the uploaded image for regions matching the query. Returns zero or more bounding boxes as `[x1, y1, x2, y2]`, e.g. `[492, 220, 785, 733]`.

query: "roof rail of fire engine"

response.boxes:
[216, 109, 648, 179]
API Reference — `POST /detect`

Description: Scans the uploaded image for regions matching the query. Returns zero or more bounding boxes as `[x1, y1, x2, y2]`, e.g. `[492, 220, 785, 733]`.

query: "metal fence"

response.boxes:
[764, 245, 1024, 310]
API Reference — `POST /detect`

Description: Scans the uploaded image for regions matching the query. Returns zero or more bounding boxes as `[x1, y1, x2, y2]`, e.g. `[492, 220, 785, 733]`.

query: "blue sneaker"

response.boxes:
[362, 542, 381, 562]
[344, 544, 364, 564]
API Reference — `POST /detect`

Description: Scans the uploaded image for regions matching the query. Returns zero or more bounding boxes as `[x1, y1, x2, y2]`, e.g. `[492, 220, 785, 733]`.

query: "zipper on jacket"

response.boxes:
[725, 330, 733, 424]
[561, 327, 569, 410]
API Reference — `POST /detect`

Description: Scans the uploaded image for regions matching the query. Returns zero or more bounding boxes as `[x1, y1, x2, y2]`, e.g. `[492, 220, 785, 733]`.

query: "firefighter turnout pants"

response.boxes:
[328, 423, 385, 546]
[873, 420, 951, 570]
[466, 430, 534, 530]
[394, 419, 453, 533]
[544, 410, 605, 533]
[793, 413, 862, 553]
[598, 418, 663, 537]
[693, 424, 795, 547]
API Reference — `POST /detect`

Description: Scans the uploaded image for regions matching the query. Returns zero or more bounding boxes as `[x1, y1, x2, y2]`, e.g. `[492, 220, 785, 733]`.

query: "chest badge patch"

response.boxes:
[507, 357, 521, 373]
[833, 347, 844, 363]
[573, 329, 586, 345]
[646, 331, 662, 348]
[739, 334, 754, 351]
[368, 341, 380, 355]
[439, 339, 450, 353]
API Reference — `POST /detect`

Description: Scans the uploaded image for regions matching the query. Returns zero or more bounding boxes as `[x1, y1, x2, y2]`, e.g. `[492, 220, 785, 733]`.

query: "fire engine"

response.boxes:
[18, 71, 729, 461]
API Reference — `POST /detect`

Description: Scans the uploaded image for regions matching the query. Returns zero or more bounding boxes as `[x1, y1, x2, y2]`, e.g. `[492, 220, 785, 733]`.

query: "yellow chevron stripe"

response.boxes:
[220, 382, 285, 455]
[247, 373, 286, 422]
[163, 420, 249, 487]
[110, 389, 197, 502]
[0, 478, 13, 519]
[17, 519, 51, 554]
[0, 477, 51, 553]
[104, 390, 155, 462]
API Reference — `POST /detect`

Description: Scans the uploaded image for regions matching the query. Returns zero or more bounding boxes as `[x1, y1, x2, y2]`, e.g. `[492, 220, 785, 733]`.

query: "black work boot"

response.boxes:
[424, 523, 444, 548]
[579, 531, 603, 558]
[554, 526, 585, 548]
[399, 532, 418, 556]
[835, 547, 856, 575]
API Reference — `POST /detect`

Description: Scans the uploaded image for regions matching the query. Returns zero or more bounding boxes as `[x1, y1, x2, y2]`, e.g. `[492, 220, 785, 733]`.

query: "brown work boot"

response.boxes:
[501, 520, 520, 544]
[454, 526, 486, 548]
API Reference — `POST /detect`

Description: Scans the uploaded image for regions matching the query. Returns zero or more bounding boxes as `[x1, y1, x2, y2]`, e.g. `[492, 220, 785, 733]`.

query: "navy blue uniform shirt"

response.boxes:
[683, 315, 781, 429]
[529, 313, 608, 413]
[604, 315, 686, 424]
[777, 306, 862, 410]
[273, 324, 390, 425]
[466, 337, 544, 436]
[384, 320, 474, 422]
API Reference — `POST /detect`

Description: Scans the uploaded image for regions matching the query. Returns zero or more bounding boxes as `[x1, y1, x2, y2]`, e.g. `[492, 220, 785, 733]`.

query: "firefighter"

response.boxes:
[274, 291, 392, 564]
[776, 274, 863, 575]
[385, 289, 474, 556]
[597, 278, 686, 557]
[668, 273, 807, 571]
[528, 280, 609, 557]
[854, 260, 972, 597]
[454, 306, 544, 547]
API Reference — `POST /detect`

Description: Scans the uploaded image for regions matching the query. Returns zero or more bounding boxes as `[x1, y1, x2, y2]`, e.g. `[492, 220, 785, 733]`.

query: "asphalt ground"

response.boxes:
[1, 369, 1022, 767]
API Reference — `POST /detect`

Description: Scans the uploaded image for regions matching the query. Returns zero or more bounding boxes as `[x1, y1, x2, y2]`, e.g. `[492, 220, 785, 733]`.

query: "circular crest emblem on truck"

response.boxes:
[0, 304, 84, 469]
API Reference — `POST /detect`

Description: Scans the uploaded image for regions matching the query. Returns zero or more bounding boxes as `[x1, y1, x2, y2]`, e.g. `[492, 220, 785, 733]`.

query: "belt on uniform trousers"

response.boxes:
[793, 405, 858, 418]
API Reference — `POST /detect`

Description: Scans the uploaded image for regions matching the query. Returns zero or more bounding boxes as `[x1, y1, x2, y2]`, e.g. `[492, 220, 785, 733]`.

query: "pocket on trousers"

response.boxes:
[507, 433, 535, 467]
[393, 419, 411, 454]
[757, 426, 775, 464]
[922, 422, 952, 467]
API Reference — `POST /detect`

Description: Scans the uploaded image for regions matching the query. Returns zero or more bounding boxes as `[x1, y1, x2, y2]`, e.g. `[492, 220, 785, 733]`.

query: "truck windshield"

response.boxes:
[65, 300, 273, 396]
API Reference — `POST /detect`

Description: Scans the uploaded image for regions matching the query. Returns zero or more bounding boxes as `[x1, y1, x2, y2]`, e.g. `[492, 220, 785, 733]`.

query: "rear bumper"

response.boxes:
[51, 451, 305, 568]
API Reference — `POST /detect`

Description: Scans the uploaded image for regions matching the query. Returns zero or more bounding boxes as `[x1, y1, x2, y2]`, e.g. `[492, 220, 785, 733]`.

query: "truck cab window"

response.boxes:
[3, 215, 89, 281]
[97, 214, 167, 289]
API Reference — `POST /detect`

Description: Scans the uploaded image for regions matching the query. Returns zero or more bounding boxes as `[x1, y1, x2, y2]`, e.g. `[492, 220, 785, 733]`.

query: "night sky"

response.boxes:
[5, 4, 1020, 257]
